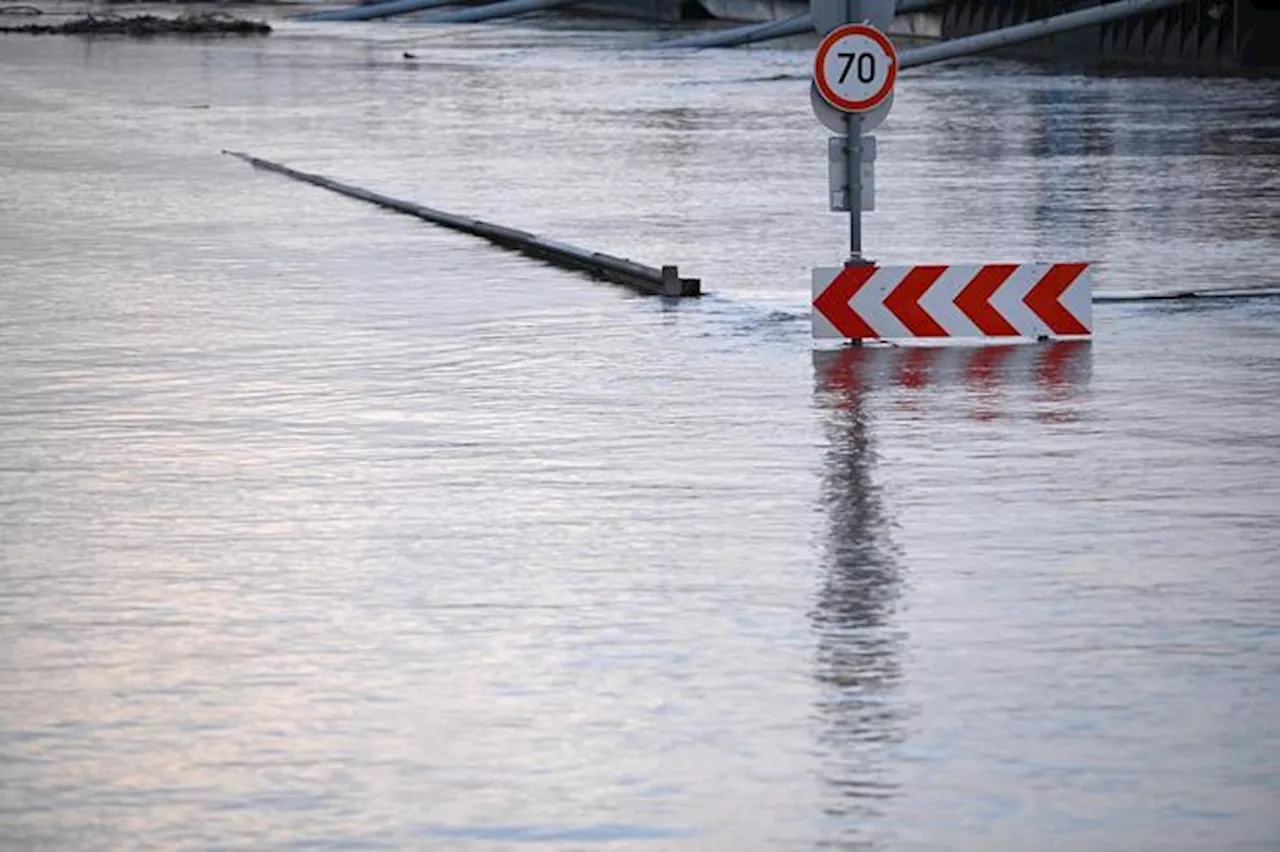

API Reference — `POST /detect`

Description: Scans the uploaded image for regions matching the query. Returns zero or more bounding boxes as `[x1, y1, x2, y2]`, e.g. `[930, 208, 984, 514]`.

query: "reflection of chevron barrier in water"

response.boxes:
[813, 264, 1092, 341]
[813, 342, 1092, 417]
[810, 334, 905, 839]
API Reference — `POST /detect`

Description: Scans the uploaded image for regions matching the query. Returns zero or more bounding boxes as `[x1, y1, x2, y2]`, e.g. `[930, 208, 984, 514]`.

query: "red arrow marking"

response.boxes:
[955, 264, 1019, 336]
[1024, 263, 1089, 335]
[814, 265, 878, 338]
[884, 265, 948, 337]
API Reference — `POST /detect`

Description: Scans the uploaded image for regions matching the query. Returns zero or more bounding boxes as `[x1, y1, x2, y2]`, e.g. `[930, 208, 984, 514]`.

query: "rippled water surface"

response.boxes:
[1, 21, 1278, 851]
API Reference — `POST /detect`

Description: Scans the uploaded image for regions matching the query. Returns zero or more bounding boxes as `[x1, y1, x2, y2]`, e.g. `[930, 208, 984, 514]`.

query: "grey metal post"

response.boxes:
[843, 0, 865, 266]
[845, 114, 863, 265]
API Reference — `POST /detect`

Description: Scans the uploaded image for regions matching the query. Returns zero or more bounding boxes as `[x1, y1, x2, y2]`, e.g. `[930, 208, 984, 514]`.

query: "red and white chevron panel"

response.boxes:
[812, 263, 1092, 340]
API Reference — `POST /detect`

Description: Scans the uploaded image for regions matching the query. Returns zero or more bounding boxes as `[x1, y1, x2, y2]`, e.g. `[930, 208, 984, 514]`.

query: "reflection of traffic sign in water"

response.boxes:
[813, 24, 897, 113]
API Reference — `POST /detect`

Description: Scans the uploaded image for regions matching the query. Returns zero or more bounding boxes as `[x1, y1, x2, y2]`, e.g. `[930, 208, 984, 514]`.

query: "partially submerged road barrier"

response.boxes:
[302, 0, 581, 22]
[897, 0, 1192, 68]
[426, 0, 582, 24]
[660, 0, 1190, 55]
[300, 0, 460, 22]
[222, 151, 700, 298]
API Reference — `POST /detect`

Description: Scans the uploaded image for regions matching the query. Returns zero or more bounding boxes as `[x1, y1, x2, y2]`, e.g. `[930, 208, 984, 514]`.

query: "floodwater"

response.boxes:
[1, 19, 1278, 851]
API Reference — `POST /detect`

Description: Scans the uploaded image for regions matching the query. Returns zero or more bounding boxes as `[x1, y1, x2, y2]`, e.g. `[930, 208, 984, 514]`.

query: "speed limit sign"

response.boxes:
[813, 23, 897, 113]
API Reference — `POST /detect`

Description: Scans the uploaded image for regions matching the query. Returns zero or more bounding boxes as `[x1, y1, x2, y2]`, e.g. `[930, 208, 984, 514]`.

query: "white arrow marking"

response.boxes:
[853, 266, 910, 339]
[989, 263, 1048, 338]
[919, 265, 982, 338]
[1059, 265, 1093, 333]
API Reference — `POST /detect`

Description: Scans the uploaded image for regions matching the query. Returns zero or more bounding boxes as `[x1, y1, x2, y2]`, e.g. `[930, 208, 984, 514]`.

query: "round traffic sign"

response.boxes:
[813, 23, 897, 114]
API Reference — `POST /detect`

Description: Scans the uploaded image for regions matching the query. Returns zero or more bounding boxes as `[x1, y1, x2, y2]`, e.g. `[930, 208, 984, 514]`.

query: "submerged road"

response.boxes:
[1, 23, 1278, 851]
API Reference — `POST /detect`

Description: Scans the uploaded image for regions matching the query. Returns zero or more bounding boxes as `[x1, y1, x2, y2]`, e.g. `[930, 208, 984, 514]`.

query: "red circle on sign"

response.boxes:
[813, 23, 898, 114]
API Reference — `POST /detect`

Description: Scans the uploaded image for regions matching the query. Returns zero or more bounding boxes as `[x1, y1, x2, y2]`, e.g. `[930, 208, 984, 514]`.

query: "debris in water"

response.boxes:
[0, 12, 271, 35]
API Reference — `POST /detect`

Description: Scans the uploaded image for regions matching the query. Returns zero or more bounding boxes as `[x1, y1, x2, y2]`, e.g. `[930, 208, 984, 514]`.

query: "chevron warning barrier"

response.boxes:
[812, 263, 1093, 340]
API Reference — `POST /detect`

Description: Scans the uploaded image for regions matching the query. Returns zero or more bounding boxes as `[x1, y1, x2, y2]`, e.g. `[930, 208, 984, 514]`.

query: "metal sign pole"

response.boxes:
[845, 113, 863, 265]
[842, 0, 863, 266]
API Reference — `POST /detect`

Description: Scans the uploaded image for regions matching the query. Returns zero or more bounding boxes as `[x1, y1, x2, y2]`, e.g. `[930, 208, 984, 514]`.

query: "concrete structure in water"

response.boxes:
[936, 0, 1278, 74]
[650, 0, 1277, 73]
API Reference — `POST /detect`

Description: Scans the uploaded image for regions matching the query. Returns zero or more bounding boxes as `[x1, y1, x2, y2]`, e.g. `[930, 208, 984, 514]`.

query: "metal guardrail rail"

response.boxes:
[302, 0, 580, 22]
[657, 0, 942, 49]
[899, 0, 1191, 67]
[301, 0, 460, 22]
[427, 0, 581, 24]
[223, 151, 700, 298]
[660, 0, 1193, 57]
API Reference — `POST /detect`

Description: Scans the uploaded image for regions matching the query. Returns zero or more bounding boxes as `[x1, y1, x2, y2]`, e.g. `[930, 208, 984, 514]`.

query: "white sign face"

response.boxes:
[810, 82, 892, 133]
[813, 24, 898, 114]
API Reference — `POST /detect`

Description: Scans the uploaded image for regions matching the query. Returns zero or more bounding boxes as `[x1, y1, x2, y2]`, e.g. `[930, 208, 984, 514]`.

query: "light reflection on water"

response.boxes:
[1, 23, 1278, 851]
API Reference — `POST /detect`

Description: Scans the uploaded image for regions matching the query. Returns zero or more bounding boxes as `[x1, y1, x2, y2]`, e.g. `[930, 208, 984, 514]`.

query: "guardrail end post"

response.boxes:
[662, 265, 683, 297]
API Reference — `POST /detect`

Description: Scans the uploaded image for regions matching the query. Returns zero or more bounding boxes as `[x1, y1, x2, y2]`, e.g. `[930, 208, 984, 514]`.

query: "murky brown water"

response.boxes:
[1, 21, 1278, 850]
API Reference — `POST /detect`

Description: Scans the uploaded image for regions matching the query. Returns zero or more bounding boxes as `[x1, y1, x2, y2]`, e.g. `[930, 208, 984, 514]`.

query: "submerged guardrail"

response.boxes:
[223, 151, 700, 298]
[659, 0, 1193, 59]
